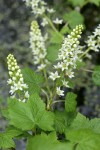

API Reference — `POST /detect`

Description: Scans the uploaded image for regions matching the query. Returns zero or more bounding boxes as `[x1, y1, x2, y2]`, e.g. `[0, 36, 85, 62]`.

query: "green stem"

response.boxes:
[81, 68, 93, 73]
[48, 71, 64, 108]
[80, 48, 90, 58]
[43, 14, 63, 39]
[43, 69, 51, 96]
[42, 68, 53, 110]
[52, 100, 65, 104]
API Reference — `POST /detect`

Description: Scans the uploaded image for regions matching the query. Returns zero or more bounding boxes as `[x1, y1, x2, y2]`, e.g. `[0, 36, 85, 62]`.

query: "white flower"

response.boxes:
[56, 87, 64, 96]
[10, 85, 16, 95]
[86, 24, 100, 52]
[25, 91, 29, 98]
[22, 99, 26, 103]
[49, 71, 60, 81]
[23, 0, 47, 16]
[41, 18, 48, 27]
[53, 18, 63, 24]
[54, 24, 83, 76]
[54, 62, 62, 69]
[7, 54, 29, 101]
[47, 8, 55, 13]
[23, 0, 56, 18]
[50, 25, 83, 92]
[37, 64, 46, 71]
[62, 80, 69, 88]
[22, 84, 28, 89]
[66, 70, 74, 78]
[30, 21, 48, 71]
[14, 82, 23, 91]
[7, 79, 13, 84]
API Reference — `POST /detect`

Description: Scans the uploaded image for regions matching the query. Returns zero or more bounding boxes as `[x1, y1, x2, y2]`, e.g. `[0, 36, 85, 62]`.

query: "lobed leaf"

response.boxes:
[0, 127, 23, 149]
[65, 92, 77, 113]
[63, 10, 84, 28]
[66, 129, 100, 150]
[47, 44, 61, 62]
[22, 68, 44, 94]
[8, 94, 54, 131]
[27, 132, 73, 150]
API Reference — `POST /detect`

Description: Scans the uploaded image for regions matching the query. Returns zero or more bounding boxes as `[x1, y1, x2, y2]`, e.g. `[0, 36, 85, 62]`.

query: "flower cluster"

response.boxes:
[7, 54, 29, 102]
[49, 25, 83, 96]
[86, 24, 100, 52]
[30, 21, 48, 71]
[23, 0, 55, 16]
[23, 0, 56, 27]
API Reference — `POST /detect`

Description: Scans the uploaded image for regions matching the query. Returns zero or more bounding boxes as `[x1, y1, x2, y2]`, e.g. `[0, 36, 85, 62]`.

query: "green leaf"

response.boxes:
[5, 126, 23, 137]
[60, 25, 71, 34]
[8, 98, 34, 130]
[54, 110, 77, 134]
[89, 118, 100, 134]
[67, 113, 90, 131]
[67, 79, 75, 89]
[47, 44, 61, 62]
[54, 111, 68, 134]
[28, 94, 54, 131]
[0, 127, 22, 149]
[89, 0, 100, 6]
[8, 94, 54, 131]
[92, 66, 100, 86]
[0, 133, 15, 149]
[68, 0, 100, 6]
[2, 108, 10, 119]
[76, 60, 86, 69]
[65, 92, 77, 113]
[50, 31, 63, 44]
[66, 129, 100, 150]
[22, 68, 44, 94]
[27, 132, 73, 150]
[63, 10, 84, 28]
[68, 0, 86, 7]
[66, 113, 100, 134]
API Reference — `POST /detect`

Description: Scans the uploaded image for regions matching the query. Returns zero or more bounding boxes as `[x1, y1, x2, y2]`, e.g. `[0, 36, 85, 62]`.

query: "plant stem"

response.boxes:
[43, 14, 63, 39]
[52, 100, 65, 104]
[81, 68, 93, 73]
[42, 68, 53, 110]
[43, 69, 51, 96]
[80, 48, 90, 58]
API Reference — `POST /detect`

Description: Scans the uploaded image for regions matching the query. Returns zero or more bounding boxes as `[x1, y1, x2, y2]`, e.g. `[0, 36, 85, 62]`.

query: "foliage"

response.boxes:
[92, 66, 100, 86]
[0, 0, 100, 150]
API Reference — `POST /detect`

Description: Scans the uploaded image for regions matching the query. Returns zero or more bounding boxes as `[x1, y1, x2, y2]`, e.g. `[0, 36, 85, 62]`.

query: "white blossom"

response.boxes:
[86, 24, 100, 52]
[47, 8, 55, 13]
[25, 91, 29, 98]
[23, 0, 55, 17]
[7, 54, 29, 102]
[53, 18, 63, 24]
[55, 24, 83, 76]
[49, 71, 60, 81]
[41, 18, 48, 27]
[62, 80, 69, 88]
[29, 21, 48, 71]
[37, 64, 46, 71]
[49, 25, 83, 96]
[25, 0, 46, 15]
[56, 87, 64, 96]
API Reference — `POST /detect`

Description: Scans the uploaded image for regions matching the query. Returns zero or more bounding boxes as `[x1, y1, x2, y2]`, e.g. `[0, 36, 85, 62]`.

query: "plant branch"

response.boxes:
[43, 14, 63, 39]
[80, 48, 90, 58]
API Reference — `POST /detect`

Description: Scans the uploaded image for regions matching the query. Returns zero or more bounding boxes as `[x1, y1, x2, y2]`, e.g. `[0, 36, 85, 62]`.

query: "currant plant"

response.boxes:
[0, 0, 100, 150]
